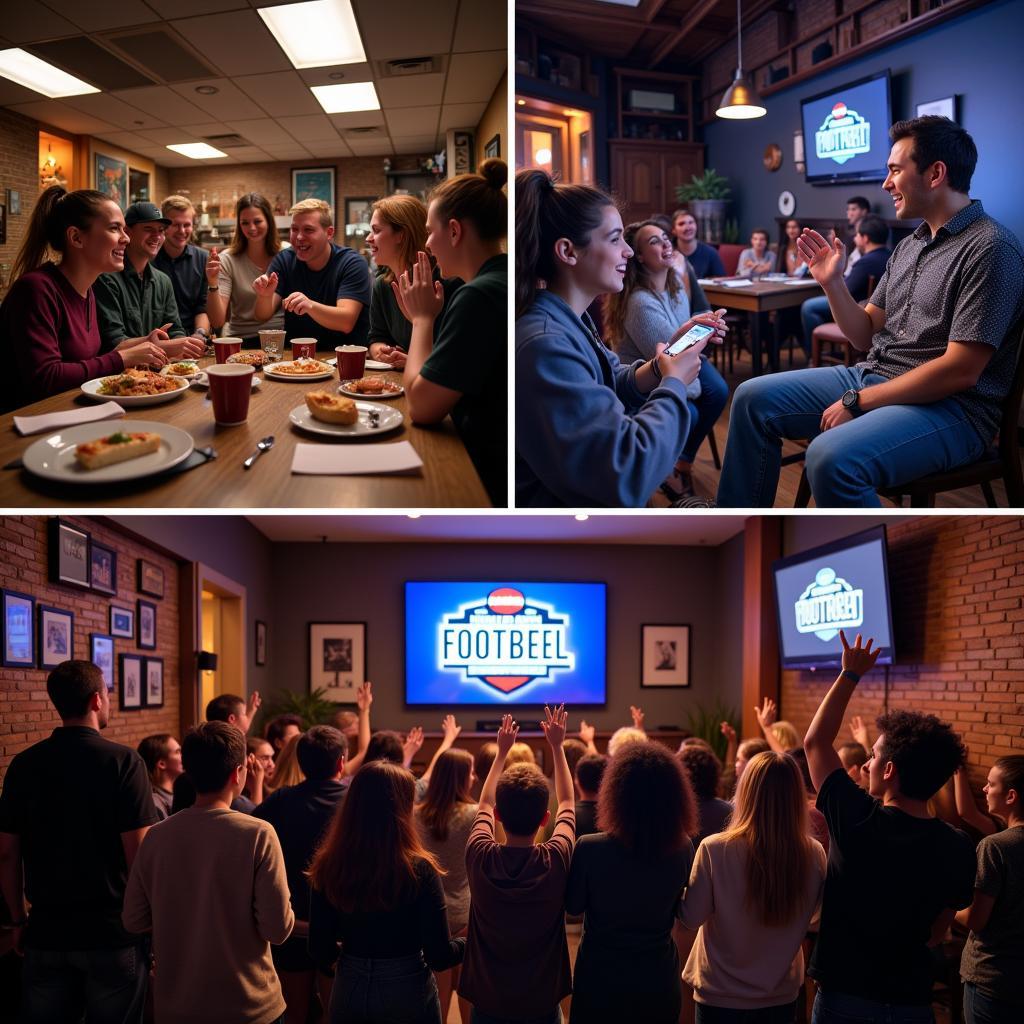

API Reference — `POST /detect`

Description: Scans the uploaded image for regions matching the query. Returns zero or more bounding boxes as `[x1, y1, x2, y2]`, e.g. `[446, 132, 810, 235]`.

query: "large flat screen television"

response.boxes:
[405, 581, 607, 706]
[772, 526, 895, 670]
[801, 71, 892, 185]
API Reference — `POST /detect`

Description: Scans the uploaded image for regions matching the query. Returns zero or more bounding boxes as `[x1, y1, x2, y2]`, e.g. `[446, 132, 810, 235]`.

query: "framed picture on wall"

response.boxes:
[38, 604, 74, 670]
[137, 599, 157, 650]
[129, 168, 150, 204]
[292, 167, 335, 209]
[255, 620, 267, 666]
[94, 151, 129, 210]
[49, 517, 91, 590]
[484, 134, 500, 159]
[2, 589, 35, 668]
[110, 604, 135, 639]
[640, 624, 691, 688]
[90, 633, 115, 692]
[120, 653, 144, 710]
[309, 622, 365, 701]
[137, 559, 164, 598]
[916, 96, 956, 121]
[90, 542, 117, 596]
[143, 657, 164, 708]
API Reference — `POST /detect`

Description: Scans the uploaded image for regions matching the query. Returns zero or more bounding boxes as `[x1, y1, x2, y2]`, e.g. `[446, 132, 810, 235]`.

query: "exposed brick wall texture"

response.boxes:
[0, 109, 42, 300]
[780, 515, 1024, 798]
[0, 515, 180, 784]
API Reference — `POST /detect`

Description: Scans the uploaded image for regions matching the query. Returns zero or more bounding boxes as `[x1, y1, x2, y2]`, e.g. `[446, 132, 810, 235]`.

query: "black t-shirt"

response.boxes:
[368, 268, 461, 352]
[420, 253, 507, 507]
[0, 726, 159, 950]
[809, 768, 975, 1005]
[254, 778, 345, 919]
[575, 799, 599, 839]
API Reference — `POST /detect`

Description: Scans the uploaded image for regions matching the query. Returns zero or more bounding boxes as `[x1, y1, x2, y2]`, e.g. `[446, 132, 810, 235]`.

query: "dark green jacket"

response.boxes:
[94, 261, 185, 349]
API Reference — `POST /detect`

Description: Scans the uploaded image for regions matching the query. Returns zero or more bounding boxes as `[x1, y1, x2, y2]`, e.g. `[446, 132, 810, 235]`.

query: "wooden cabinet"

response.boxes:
[610, 142, 704, 224]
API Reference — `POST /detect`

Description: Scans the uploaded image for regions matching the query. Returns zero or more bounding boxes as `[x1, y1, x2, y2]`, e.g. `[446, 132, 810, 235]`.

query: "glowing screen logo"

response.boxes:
[815, 102, 871, 165]
[439, 587, 575, 696]
[794, 567, 864, 642]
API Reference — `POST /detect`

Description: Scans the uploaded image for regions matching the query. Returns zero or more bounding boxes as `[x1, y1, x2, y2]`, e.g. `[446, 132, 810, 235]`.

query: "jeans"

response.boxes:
[963, 981, 1020, 1024]
[811, 990, 934, 1024]
[716, 364, 986, 507]
[681, 357, 730, 463]
[329, 952, 441, 1024]
[801, 296, 834, 356]
[696, 999, 798, 1024]
[470, 1008, 563, 1024]
[21, 943, 148, 1024]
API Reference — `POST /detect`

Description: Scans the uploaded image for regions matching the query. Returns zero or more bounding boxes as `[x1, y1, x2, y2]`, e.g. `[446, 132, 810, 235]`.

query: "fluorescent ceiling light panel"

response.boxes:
[166, 143, 228, 159]
[258, 0, 366, 69]
[593, 0, 641, 6]
[0, 48, 99, 98]
[311, 81, 379, 114]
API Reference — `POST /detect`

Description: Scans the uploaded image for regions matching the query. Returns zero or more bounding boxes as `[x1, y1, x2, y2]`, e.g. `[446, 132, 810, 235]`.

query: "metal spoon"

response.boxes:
[243, 435, 274, 469]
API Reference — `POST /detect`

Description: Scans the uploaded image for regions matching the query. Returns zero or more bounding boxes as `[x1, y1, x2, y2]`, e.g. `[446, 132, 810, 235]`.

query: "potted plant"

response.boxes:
[258, 687, 339, 731]
[676, 169, 732, 245]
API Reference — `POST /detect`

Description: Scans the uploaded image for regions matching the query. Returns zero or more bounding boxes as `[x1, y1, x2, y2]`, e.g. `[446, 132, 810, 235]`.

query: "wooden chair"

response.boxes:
[810, 278, 875, 368]
[795, 317, 1024, 507]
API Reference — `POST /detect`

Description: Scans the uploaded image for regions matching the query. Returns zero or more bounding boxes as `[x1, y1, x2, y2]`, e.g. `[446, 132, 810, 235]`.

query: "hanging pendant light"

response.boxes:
[716, 0, 766, 119]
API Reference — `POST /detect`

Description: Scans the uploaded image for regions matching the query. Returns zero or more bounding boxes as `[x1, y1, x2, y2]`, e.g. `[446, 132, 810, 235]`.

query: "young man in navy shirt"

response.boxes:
[252, 198, 371, 349]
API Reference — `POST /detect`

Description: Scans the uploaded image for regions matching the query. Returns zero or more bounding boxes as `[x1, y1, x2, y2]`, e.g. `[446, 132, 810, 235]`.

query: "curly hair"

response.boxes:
[876, 710, 966, 800]
[598, 742, 697, 857]
[678, 745, 723, 801]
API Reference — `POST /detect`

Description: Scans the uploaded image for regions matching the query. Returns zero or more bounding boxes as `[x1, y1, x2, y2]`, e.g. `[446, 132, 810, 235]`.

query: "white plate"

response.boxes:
[338, 379, 404, 400]
[325, 358, 395, 372]
[192, 372, 261, 390]
[160, 362, 201, 380]
[264, 360, 334, 381]
[22, 420, 194, 484]
[80, 374, 190, 406]
[289, 401, 404, 439]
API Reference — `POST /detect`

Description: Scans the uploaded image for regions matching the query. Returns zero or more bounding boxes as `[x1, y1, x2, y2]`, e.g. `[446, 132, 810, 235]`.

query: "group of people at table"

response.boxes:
[514, 115, 1024, 508]
[0, 161, 508, 506]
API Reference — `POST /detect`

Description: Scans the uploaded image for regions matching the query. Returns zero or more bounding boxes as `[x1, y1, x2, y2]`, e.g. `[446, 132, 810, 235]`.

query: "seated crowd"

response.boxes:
[1, 635, 1021, 1024]
[0, 161, 508, 506]
[515, 115, 1024, 508]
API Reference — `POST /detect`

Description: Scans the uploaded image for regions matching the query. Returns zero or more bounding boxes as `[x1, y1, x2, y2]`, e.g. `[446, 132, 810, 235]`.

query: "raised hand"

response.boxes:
[754, 697, 777, 731]
[839, 631, 881, 678]
[496, 713, 519, 756]
[720, 721, 737, 744]
[849, 714, 870, 751]
[579, 720, 595, 744]
[246, 751, 265, 784]
[247, 690, 262, 719]
[441, 714, 461, 743]
[403, 726, 424, 764]
[630, 705, 646, 732]
[356, 681, 373, 713]
[395, 250, 443, 322]
[796, 228, 846, 287]
[252, 271, 279, 296]
[206, 246, 221, 287]
[541, 703, 568, 749]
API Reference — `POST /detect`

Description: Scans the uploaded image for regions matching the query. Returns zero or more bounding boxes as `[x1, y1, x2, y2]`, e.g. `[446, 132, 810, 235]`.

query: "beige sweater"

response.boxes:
[123, 805, 294, 1024]
[679, 831, 826, 1009]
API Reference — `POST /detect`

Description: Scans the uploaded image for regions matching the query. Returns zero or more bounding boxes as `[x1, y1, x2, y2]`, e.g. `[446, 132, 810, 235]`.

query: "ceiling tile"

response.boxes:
[385, 106, 439, 136]
[7, 100, 115, 134]
[306, 140, 357, 158]
[145, 0, 243, 16]
[438, 102, 486, 131]
[277, 114, 340, 142]
[177, 121, 233, 138]
[225, 118, 298, 145]
[444, 51, 504, 104]
[138, 126, 197, 145]
[112, 85, 210, 125]
[298, 64, 374, 87]
[29, 37, 154, 91]
[171, 11, 292, 78]
[42, 0, 162, 33]
[353, 0, 458, 60]
[169, 79, 262, 121]
[391, 138, 436, 155]
[62, 93, 167, 130]
[92, 130, 160, 151]
[215, 145, 272, 163]
[376, 73, 444, 108]
[234, 71, 321, 117]
[342, 137, 394, 156]
[0, 1, 87, 44]
[328, 110, 385, 130]
[259, 144, 315, 160]
[0, 79, 45, 107]
[452, 2, 507, 52]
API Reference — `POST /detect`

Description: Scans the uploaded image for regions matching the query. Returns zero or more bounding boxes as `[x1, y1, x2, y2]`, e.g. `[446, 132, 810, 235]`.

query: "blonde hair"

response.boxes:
[371, 194, 430, 283]
[505, 742, 536, 767]
[265, 732, 305, 791]
[772, 721, 801, 751]
[290, 198, 333, 228]
[608, 727, 647, 757]
[161, 194, 194, 218]
[720, 751, 815, 927]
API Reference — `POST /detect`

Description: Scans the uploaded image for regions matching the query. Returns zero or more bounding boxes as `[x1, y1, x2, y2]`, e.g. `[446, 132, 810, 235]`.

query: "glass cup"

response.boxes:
[213, 337, 243, 363]
[258, 329, 285, 362]
[291, 338, 317, 361]
[206, 364, 254, 425]
[336, 345, 367, 380]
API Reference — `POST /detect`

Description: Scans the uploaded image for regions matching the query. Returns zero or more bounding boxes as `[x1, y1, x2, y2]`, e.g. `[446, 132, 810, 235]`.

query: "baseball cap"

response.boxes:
[124, 201, 171, 227]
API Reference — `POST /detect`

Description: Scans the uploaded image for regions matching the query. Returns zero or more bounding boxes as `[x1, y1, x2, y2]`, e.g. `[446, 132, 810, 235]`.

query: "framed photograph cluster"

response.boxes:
[309, 621, 365, 700]
[2, 589, 36, 668]
[47, 519, 134, 598]
[137, 560, 164, 598]
[90, 633, 115, 691]
[137, 599, 157, 650]
[38, 605, 74, 670]
[119, 654, 163, 710]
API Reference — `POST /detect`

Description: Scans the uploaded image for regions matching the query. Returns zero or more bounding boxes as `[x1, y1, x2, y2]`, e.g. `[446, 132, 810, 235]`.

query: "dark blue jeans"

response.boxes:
[696, 999, 798, 1024]
[21, 943, 148, 1024]
[329, 952, 441, 1024]
[680, 357, 730, 463]
[964, 982, 1020, 1024]
[811, 989, 934, 1024]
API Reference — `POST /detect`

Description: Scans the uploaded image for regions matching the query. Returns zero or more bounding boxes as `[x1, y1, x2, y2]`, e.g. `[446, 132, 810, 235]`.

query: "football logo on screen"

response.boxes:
[794, 568, 864, 642]
[815, 102, 871, 165]
[438, 587, 575, 697]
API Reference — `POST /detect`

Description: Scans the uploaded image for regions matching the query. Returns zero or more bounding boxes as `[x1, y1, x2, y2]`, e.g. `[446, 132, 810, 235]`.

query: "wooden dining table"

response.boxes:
[0, 355, 490, 508]
[699, 277, 822, 375]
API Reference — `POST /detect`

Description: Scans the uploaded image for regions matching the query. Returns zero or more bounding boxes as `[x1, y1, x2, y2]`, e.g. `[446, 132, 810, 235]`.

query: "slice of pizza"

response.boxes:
[74, 431, 161, 470]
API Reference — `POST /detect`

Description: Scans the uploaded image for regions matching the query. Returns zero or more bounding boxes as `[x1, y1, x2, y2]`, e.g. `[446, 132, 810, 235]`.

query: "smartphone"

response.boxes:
[665, 323, 714, 357]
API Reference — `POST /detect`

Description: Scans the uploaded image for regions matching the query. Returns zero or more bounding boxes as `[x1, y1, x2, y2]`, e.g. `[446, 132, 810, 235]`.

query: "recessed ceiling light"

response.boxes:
[516, 99, 526, 106]
[329, 72, 345, 80]
[258, 0, 366, 69]
[575, 514, 589, 521]
[166, 143, 228, 159]
[195, 85, 219, 95]
[0, 47, 98, 98]
[310, 81, 379, 114]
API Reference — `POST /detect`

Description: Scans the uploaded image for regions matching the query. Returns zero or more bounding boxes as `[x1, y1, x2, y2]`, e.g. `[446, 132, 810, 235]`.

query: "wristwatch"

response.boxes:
[207, 284, 219, 293]
[841, 388, 861, 413]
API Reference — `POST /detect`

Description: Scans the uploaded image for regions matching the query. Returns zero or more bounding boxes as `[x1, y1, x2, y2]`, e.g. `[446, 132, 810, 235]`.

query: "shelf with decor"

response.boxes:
[614, 68, 699, 143]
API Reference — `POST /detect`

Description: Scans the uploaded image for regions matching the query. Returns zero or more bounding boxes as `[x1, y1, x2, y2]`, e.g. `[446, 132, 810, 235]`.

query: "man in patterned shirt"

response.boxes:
[719, 116, 1024, 507]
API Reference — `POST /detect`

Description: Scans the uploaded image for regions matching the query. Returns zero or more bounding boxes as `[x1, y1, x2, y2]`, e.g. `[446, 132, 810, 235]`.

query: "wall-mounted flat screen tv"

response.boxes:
[772, 525, 895, 670]
[405, 581, 607, 705]
[801, 71, 892, 185]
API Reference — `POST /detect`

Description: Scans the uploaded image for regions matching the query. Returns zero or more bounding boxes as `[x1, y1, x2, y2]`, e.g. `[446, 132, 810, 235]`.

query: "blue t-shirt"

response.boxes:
[270, 243, 371, 348]
[684, 242, 725, 279]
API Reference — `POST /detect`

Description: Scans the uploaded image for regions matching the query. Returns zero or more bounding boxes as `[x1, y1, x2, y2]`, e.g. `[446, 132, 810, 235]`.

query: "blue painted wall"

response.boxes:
[702, 0, 1024, 242]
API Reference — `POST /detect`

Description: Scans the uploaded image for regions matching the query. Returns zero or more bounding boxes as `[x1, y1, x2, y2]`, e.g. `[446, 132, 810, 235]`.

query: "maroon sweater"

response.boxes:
[1, 263, 124, 411]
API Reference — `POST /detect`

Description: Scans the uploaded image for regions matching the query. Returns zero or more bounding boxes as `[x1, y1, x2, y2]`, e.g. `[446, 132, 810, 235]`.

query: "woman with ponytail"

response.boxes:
[0, 187, 172, 411]
[392, 159, 507, 507]
[514, 171, 727, 507]
[678, 751, 827, 1022]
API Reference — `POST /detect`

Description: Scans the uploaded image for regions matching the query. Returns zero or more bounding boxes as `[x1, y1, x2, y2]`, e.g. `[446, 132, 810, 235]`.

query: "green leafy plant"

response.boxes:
[724, 217, 740, 244]
[259, 687, 338, 731]
[685, 699, 739, 762]
[675, 169, 732, 203]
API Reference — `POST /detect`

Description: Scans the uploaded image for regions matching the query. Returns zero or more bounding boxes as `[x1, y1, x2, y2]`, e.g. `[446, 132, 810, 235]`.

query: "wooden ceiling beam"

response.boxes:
[517, 1, 679, 33]
[650, 0, 723, 66]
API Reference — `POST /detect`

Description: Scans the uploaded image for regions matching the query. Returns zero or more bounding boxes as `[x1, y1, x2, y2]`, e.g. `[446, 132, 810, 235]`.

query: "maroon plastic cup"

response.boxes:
[206, 364, 254, 425]
[336, 345, 367, 379]
[291, 338, 317, 361]
[213, 337, 243, 363]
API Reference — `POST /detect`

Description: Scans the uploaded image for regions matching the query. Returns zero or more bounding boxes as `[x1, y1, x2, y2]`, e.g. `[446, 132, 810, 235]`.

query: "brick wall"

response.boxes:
[780, 515, 1024, 795]
[0, 515, 180, 784]
[0, 108, 42, 299]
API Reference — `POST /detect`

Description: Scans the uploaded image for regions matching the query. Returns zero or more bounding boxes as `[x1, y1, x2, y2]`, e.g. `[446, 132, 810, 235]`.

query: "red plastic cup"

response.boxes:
[207, 364, 254, 425]
[336, 345, 367, 379]
[291, 338, 317, 360]
[213, 337, 243, 363]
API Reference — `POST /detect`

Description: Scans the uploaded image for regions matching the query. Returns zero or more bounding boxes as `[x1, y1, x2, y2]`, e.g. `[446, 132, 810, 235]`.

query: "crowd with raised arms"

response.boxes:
[1, 633, 1022, 1024]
